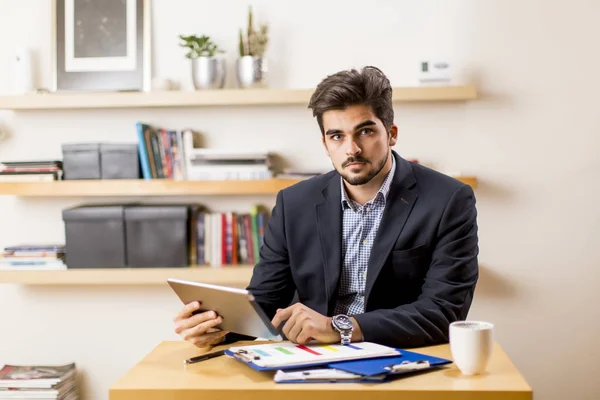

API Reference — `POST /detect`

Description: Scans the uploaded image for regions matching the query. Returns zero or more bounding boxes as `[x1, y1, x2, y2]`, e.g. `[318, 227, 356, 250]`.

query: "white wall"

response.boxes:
[1, 1, 599, 399]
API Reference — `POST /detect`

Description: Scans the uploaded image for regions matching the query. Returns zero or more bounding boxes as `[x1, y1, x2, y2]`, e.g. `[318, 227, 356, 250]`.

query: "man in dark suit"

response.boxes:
[173, 66, 479, 349]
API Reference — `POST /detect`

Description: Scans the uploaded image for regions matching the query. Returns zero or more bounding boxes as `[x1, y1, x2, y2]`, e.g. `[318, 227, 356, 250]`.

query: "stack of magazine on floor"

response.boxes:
[0, 363, 78, 399]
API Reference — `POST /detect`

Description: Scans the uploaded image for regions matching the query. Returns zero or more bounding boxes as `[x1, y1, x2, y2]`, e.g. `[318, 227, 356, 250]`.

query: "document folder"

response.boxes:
[274, 368, 388, 383]
[272, 350, 452, 383]
[224, 341, 400, 371]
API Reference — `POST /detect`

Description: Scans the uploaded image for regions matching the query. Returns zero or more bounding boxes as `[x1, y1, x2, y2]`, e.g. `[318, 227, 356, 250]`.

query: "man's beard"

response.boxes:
[338, 151, 389, 186]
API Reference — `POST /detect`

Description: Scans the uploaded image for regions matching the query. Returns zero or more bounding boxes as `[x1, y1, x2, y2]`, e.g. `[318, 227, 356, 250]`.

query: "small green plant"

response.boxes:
[179, 34, 224, 58]
[238, 6, 269, 57]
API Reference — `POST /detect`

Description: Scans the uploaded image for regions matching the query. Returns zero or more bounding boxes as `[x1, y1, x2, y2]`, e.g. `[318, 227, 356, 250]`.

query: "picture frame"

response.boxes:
[52, 0, 151, 92]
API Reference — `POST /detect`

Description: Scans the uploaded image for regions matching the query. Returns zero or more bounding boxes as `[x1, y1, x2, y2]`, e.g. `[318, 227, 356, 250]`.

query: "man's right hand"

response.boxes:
[173, 301, 228, 348]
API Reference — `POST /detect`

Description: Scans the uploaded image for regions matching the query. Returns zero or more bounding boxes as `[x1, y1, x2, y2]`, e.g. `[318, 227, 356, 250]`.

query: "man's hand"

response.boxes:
[173, 301, 229, 348]
[271, 303, 340, 345]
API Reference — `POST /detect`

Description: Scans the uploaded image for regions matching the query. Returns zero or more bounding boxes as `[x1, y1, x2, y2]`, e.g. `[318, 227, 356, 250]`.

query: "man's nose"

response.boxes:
[345, 138, 361, 156]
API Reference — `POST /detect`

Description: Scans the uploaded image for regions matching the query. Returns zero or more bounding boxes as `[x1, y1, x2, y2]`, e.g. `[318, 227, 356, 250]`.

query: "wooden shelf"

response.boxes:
[0, 178, 299, 197]
[0, 176, 477, 196]
[0, 85, 477, 110]
[0, 266, 255, 286]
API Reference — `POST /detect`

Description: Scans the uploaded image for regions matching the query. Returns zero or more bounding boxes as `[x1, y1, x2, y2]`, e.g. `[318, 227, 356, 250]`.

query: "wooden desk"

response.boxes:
[109, 341, 532, 400]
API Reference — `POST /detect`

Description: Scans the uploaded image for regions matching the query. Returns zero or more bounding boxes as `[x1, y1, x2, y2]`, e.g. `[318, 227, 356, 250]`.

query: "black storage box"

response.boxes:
[62, 204, 129, 268]
[100, 143, 140, 179]
[62, 143, 101, 180]
[124, 205, 189, 268]
[62, 143, 139, 180]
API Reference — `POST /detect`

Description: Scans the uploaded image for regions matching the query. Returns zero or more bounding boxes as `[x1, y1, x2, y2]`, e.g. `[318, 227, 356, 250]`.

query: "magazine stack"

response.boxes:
[0, 245, 66, 270]
[0, 363, 78, 399]
[0, 160, 63, 182]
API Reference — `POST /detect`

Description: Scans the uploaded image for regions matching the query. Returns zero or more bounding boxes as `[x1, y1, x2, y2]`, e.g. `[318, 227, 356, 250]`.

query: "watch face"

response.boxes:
[334, 315, 353, 330]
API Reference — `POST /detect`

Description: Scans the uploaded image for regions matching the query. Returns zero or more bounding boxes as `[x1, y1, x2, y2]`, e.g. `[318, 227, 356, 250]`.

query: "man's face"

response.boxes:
[321, 104, 398, 185]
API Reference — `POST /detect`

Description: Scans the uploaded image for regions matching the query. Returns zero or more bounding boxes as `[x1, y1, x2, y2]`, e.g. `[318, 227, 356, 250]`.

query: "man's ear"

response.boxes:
[321, 135, 330, 157]
[388, 125, 398, 147]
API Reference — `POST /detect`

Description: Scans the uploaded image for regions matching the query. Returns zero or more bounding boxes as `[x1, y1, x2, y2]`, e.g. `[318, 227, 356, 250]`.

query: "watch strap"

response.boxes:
[340, 331, 352, 345]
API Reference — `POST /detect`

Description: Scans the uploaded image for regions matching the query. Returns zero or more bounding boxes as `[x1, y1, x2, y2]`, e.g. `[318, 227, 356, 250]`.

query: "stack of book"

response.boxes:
[185, 148, 273, 181]
[136, 122, 187, 180]
[276, 168, 326, 180]
[0, 362, 78, 399]
[136, 122, 275, 181]
[0, 160, 63, 182]
[189, 205, 269, 266]
[0, 245, 66, 270]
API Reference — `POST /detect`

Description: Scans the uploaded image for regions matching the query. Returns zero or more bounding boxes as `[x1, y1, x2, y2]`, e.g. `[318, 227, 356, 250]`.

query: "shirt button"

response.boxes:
[362, 240, 367, 245]
[362, 272, 367, 279]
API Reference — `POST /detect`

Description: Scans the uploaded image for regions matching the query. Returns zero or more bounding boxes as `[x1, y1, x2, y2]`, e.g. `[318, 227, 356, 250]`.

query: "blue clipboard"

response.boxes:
[328, 349, 452, 377]
[225, 347, 451, 377]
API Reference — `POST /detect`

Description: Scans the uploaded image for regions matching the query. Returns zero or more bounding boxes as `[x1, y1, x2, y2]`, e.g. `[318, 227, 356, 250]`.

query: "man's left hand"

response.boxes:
[271, 303, 339, 345]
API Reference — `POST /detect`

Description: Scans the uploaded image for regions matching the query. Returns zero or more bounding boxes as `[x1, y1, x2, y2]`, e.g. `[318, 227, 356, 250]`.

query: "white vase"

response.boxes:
[236, 56, 268, 88]
[192, 56, 226, 90]
[13, 47, 35, 94]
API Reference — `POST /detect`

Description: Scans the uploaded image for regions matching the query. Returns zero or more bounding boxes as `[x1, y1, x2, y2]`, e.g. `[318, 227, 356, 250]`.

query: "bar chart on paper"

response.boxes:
[227, 341, 400, 368]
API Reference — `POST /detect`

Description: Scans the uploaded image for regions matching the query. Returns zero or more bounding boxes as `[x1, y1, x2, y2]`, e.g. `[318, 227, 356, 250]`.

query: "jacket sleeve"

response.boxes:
[246, 190, 297, 320]
[354, 184, 479, 348]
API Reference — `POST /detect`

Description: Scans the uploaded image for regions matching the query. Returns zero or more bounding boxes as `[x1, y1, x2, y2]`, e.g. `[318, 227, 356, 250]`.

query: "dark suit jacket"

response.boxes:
[245, 150, 479, 348]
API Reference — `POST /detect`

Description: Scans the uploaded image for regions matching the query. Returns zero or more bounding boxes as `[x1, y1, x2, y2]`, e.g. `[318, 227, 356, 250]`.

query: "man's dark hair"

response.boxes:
[307, 66, 394, 135]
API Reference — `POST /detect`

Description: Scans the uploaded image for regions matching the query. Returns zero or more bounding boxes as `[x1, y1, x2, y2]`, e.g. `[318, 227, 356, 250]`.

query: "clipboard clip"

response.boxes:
[384, 360, 430, 372]
[232, 349, 261, 363]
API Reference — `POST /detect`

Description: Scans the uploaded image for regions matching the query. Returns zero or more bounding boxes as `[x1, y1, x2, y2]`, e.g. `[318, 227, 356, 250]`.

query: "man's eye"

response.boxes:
[361, 128, 372, 135]
[331, 134, 342, 141]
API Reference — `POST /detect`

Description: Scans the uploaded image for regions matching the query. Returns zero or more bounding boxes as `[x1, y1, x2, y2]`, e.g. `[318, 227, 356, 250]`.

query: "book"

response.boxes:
[0, 161, 62, 168]
[4, 245, 65, 253]
[135, 123, 152, 180]
[0, 172, 61, 182]
[0, 263, 67, 270]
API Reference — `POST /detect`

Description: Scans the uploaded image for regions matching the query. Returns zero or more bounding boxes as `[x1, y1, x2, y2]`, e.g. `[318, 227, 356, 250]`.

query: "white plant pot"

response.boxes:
[192, 56, 226, 90]
[236, 56, 268, 88]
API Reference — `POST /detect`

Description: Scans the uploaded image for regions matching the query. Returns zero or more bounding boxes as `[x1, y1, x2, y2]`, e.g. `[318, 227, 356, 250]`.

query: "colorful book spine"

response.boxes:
[135, 122, 152, 179]
[250, 206, 260, 263]
[196, 213, 205, 265]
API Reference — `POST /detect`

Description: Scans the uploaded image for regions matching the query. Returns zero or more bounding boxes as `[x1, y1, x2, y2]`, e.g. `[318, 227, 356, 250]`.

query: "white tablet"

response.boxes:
[167, 278, 282, 341]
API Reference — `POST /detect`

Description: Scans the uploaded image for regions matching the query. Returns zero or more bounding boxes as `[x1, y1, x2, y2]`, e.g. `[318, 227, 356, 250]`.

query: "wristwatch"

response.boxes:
[331, 314, 354, 345]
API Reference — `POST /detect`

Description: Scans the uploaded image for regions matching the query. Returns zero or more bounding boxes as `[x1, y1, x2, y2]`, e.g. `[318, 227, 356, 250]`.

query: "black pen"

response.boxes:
[184, 349, 226, 365]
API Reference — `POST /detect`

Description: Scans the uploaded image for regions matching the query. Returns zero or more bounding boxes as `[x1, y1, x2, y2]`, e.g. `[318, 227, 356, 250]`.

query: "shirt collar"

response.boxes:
[341, 154, 396, 210]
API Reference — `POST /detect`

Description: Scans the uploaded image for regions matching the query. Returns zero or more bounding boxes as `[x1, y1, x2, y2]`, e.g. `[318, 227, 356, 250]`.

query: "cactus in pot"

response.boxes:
[236, 6, 269, 88]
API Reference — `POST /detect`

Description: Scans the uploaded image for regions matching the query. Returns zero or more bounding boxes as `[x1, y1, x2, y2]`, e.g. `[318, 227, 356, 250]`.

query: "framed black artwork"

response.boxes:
[52, 0, 151, 92]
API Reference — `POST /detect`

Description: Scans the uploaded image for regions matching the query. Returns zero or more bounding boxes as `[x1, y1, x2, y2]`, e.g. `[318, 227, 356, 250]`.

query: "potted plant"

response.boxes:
[236, 6, 269, 88]
[179, 34, 226, 90]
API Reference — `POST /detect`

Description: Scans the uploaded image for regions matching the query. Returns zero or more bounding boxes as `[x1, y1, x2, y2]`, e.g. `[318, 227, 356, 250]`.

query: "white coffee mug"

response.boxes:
[449, 320, 493, 375]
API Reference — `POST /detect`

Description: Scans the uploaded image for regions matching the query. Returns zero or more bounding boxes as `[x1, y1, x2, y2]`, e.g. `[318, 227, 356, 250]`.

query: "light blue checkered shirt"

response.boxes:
[334, 155, 396, 316]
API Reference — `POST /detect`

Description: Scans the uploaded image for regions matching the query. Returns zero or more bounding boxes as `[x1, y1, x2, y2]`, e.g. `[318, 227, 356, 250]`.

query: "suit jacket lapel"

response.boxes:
[316, 174, 342, 316]
[365, 153, 418, 302]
